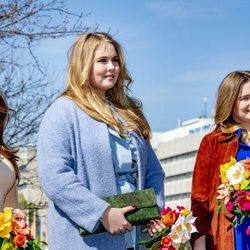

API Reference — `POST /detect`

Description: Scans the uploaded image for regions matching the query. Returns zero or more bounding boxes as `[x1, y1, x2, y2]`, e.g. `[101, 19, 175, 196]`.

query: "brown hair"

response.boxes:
[0, 93, 20, 181]
[62, 32, 151, 140]
[214, 71, 250, 136]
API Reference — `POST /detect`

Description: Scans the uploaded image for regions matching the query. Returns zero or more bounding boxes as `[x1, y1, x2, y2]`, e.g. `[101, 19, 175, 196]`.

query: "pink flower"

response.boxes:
[161, 236, 175, 250]
[161, 207, 173, 215]
[217, 183, 230, 204]
[243, 159, 250, 172]
[225, 201, 235, 212]
[18, 225, 32, 239]
[246, 226, 250, 236]
[235, 191, 250, 211]
[11, 220, 32, 239]
[12, 218, 26, 229]
[177, 206, 185, 211]
[12, 209, 26, 220]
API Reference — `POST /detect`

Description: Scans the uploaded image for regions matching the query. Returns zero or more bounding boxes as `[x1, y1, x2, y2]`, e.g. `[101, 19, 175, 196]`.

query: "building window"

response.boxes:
[160, 150, 197, 164]
[165, 192, 190, 201]
[164, 172, 193, 182]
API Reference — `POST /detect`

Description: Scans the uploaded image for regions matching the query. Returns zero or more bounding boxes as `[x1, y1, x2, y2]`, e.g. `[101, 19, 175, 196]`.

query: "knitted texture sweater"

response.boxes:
[37, 97, 165, 250]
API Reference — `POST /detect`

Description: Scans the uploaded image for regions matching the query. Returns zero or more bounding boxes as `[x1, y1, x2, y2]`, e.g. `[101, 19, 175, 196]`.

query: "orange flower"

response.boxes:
[161, 235, 172, 247]
[162, 211, 177, 226]
[18, 225, 32, 239]
[243, 159, 250, 172]
[13, 234, 27, 248]
[12, 220, 32, 239]
[12, 218, 26, 229]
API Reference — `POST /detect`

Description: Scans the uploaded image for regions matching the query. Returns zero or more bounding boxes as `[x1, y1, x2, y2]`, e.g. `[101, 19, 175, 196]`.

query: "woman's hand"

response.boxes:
[100, 206, 136, 234]
[147, 219, 166, 237]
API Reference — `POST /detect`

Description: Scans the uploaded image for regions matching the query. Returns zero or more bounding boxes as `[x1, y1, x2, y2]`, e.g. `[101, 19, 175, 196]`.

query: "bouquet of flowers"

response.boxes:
[137, 206, 197, 250]
[0, 207, 46, 250]
[216, 156, 250, 235]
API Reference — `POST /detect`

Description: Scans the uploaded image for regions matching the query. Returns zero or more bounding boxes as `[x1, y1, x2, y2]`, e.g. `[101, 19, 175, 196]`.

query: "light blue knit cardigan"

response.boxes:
[37, 97, 165, 250]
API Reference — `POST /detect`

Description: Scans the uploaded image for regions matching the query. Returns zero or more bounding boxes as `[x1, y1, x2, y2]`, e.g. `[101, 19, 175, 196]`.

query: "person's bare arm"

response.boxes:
[194, 235, 206, 250]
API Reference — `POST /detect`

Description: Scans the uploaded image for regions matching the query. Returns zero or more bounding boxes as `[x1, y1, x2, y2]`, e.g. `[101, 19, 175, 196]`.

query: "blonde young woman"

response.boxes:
[0, 94, 19, 211]
[191, 71, 250, 250]
[37, 32, 165, 250]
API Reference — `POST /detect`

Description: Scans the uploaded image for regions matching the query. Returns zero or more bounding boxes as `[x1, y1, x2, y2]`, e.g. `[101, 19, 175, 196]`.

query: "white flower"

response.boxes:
[226, 162, 245, 185]
[168, 212, 198, 249]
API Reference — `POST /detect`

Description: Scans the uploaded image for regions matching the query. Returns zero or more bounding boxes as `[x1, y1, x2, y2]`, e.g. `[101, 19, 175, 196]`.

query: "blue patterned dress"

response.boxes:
[234, 129, 250, 250]
[109, 127, 138, 249]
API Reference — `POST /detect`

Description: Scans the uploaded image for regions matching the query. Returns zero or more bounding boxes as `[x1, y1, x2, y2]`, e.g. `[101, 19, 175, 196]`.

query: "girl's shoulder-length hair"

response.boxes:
[61, 32, 151, 141]
[0, 93, 20, 181]
[214, 70, 250, 136]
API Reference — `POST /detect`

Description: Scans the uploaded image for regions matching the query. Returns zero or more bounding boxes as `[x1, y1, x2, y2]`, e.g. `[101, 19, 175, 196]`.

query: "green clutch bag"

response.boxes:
[79, 188, 161, 236]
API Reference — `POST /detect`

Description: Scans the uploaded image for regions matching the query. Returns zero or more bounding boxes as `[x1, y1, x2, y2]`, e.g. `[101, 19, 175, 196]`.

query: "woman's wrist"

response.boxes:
[100, 207, 110, 223]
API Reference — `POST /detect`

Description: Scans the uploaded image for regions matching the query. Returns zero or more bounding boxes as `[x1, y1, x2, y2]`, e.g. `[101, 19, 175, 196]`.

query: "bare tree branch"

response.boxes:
[0, 0, 96, 209]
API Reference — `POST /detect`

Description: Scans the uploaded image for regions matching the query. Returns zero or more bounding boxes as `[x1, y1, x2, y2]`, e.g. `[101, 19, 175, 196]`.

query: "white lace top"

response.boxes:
[0, 156, 18, 211]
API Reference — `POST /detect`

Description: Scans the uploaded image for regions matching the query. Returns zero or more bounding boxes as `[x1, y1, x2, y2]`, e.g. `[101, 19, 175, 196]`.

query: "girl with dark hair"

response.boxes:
[0, 93, 19, 211]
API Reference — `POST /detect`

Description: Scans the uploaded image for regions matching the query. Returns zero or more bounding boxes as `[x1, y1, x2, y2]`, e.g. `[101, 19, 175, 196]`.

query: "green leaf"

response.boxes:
[217, 203, 222, 213]
[1, 238, 15, 250]
[234, 208, 242, 214]
[233, 217, 238, 227]
[137, 227, 170, 246]
[149, 240, 161, 250]
[179, 241, 192, 250]
[240, 180, 250, 190]
[0, 237, 4, 246]
[240, 214, 246, 224]
[26, 244, 35, 250]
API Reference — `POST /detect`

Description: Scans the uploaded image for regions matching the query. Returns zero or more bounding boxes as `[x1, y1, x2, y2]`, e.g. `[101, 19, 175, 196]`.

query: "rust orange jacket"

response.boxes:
[191, 130, 238, 250]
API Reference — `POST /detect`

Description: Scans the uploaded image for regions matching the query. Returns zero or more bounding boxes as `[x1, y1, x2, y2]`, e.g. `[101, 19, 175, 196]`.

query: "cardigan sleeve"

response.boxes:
[37, 99, 110, 233]
[144, 143, 165, 209]
[191, 134, 213, 242]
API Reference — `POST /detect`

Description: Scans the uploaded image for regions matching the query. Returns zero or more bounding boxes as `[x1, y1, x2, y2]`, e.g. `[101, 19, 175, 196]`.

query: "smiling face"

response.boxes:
[89, 42, 120, 97]
[233, 81, 250, 130]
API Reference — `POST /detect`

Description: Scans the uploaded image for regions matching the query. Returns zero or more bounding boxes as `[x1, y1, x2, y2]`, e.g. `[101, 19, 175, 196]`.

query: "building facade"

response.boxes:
[18, 148, 48, 245]
[152, 118, 213, 209]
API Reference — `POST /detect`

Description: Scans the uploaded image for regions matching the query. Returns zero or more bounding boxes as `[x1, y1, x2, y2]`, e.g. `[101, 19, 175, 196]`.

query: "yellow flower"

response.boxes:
[233, 184, 240, 190]
[220, 157, 237, 183]
[0, 208, 13, 238]
[180, 208, 191, 217]
[244, 172, 250, 179]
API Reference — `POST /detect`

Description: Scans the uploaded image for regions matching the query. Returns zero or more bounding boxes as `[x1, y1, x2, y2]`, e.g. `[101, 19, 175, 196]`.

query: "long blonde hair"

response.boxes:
[62, 32, 151, 141]
[0, 93, 20, 181]
[214, 71, 250, 138]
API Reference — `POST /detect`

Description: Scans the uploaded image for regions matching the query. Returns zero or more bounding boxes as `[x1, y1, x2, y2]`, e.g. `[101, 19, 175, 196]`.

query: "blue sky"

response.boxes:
[36, 0, 250, 132]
